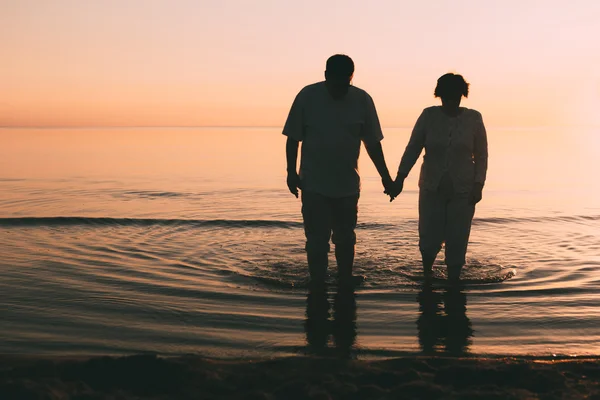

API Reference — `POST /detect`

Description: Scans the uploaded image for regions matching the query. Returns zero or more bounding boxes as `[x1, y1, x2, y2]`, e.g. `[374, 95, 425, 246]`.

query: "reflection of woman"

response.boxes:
[443, 285, 473, 355]
[416, 283, 473, 355]
[392, 73, 488, 282]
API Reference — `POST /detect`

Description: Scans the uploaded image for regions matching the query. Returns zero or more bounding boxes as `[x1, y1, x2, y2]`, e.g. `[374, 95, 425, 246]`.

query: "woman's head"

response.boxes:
[434, 73, 469, 108]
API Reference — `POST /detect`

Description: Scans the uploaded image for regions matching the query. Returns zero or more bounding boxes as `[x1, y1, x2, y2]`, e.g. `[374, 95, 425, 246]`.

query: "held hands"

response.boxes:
[383, 178, 483, 204]
[383, 176, 404, 202]
[469, 182, 484, 205]
[288, 170, 409, 202]
[287, 171, 302, 198]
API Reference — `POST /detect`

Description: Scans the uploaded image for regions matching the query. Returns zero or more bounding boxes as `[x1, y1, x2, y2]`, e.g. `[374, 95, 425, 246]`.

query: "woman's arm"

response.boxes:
[473, 112, 488, 186]
[387, 110, 427, 200]
[397, 110, 427, 180]
[470, 112, 488, 204]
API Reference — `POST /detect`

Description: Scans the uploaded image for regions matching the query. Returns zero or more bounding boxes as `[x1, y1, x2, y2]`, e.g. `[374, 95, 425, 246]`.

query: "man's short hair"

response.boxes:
[326, 54, 354, 78]
[434, 73, 470, 99]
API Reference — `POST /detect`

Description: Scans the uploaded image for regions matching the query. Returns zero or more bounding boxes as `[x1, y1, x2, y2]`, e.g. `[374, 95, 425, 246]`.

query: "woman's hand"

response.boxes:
[385, 177, 404, 202]
[469, 182, 484, 205]
[382, 176, 394, 197]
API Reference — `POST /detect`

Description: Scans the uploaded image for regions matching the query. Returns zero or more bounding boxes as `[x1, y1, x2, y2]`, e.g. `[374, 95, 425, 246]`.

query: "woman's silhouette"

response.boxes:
[416, 282, 473, 355]
[389, 73, 488, 282]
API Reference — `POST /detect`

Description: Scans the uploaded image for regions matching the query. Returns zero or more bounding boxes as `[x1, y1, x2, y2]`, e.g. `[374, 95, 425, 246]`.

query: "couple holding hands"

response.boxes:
[284, 54, 488, 286]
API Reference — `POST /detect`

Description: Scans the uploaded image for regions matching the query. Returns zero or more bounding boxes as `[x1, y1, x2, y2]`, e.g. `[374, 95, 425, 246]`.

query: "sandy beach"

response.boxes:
[2, 354, 600, 399]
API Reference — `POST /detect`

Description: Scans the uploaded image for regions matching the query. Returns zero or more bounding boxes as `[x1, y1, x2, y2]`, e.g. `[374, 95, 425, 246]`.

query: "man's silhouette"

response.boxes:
[283, 54, 392, 286]
[304, 284, 357, 357]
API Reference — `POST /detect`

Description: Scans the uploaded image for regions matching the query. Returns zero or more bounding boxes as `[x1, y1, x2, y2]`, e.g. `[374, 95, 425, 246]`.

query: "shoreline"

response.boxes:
[2, 354, 600, 399]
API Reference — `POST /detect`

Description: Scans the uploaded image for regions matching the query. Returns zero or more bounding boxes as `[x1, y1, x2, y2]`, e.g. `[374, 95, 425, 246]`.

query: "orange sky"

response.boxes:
[1, 1, 599, 128]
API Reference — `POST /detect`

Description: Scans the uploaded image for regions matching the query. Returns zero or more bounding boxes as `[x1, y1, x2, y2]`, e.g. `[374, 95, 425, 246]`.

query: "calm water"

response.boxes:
[1, 127, 599, 358]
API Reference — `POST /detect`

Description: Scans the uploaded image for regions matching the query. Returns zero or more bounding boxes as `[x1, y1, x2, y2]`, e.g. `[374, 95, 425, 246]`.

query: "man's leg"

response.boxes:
[331, 194, 359, 286]
[419, 189, 446, 280]
[444, 192, 475, 283]
[301, 191, 332, 285]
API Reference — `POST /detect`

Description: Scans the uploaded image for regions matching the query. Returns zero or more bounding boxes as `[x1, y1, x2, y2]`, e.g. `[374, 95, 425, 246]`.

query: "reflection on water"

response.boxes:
[305, 282, 473, 358]
[304, 285, 357, 358]
[417, 283, 473, 356]
[0, 128, 599, 358]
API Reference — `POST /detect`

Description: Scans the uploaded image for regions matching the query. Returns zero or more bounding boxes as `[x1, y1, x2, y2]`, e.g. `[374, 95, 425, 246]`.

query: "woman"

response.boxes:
[391, 73, 488, 282]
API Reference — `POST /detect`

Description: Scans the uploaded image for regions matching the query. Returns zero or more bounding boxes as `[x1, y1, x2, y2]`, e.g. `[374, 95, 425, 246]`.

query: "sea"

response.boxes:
[1, 126, 599, 358]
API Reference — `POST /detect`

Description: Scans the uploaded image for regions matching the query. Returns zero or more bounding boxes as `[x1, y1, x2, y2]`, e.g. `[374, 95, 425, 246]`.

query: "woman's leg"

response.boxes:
[419, 189, 445, 279]
[445, 192, 475, 283]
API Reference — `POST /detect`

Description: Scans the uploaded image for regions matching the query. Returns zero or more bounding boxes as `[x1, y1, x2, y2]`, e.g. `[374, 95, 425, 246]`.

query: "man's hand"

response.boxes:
[383, 176, 403, 202]
[469, 182, 484, 205]
[287, 171, 302, 198]
[381, 176, 394, 201]
[389, 178, 404, 202]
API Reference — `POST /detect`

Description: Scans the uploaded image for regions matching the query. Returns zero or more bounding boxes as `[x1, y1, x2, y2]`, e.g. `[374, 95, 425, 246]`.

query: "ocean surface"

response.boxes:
[1, 127, 599, 359]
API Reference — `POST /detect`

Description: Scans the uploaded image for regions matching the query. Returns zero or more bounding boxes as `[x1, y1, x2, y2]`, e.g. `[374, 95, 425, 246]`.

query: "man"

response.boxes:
[283, 54, 393, 287]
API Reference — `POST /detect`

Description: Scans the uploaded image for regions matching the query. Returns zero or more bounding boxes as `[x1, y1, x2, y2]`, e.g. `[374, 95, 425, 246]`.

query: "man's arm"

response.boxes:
[286, 137, 301, 198]
[364, 141, 392, 184]
[362, 93, 394, 196]
[282, 90, 305, 198]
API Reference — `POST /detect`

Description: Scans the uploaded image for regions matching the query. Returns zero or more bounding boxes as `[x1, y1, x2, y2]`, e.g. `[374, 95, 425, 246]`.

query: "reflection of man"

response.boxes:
[284, 54, 393, 287]
[304, 285, 357, 357]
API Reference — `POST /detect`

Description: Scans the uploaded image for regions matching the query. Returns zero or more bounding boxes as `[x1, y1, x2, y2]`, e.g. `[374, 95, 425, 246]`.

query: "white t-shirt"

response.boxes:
[397, 106, 488, 193]
[282, 81, 384, 198]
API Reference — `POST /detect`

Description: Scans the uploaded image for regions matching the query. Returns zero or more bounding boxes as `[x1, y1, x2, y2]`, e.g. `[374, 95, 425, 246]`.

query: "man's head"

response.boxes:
[325, 54, 354, 99]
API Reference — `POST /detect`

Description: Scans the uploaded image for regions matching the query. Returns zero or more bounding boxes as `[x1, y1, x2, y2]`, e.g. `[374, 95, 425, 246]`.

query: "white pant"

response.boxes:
[418, 176, 475, 267]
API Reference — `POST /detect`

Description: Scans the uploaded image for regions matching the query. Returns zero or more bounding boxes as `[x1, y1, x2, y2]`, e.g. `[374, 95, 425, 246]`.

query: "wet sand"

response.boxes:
[2, 354, 600, 399]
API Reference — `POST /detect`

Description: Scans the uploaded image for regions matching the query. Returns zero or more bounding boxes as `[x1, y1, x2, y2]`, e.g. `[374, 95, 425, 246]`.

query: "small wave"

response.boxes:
[0, 217, 394, 230]
[0, 178, 27, 182]
[406, 268, 516, 285]
[2, 214, 596, 230]
[473, 214, 600, 226]
[0, 217, 301, 228]
[118, 190, 194, 199]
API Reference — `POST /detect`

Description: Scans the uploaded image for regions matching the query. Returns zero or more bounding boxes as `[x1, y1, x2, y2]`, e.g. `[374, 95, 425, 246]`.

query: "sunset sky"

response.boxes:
[1, 0, 599, 128]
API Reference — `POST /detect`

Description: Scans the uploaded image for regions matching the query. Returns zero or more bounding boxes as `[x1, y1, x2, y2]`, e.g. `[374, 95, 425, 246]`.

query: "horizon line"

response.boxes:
[1, 124, 597, 130]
